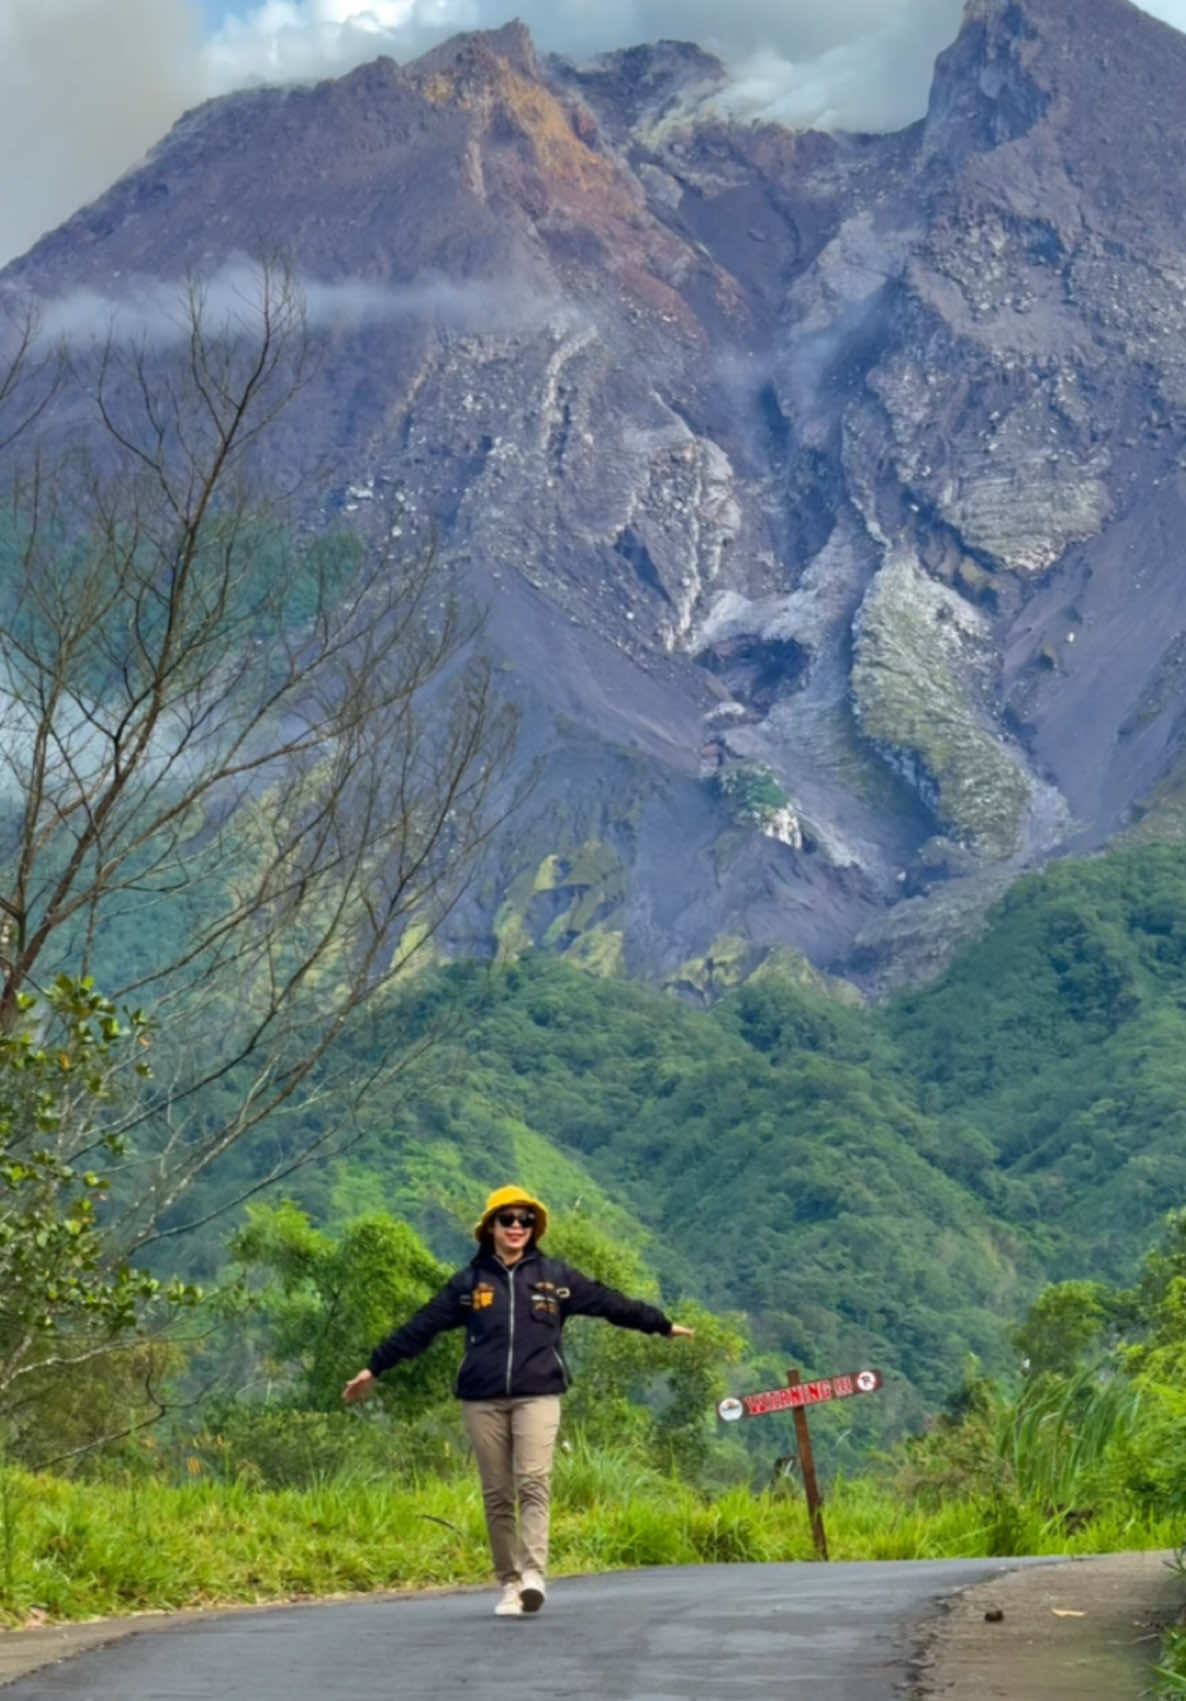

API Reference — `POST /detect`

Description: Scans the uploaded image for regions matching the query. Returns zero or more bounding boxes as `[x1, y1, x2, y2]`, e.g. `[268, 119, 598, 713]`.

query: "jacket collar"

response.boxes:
[474, 1244, 541, 1277]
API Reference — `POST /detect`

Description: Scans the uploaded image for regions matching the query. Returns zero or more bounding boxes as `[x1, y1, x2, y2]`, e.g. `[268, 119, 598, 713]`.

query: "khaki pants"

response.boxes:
[461, 1396, 562, 1584]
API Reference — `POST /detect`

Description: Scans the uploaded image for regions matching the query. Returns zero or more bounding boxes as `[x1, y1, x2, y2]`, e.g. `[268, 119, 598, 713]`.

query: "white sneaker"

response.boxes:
[518, 1568, 546, 1613]
[494, 1581, 523, 1616]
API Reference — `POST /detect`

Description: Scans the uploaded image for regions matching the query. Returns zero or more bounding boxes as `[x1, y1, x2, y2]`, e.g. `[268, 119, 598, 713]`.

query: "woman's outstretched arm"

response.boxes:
[342, 1270, 471, 1401]
[561, 1267, 695, 1337]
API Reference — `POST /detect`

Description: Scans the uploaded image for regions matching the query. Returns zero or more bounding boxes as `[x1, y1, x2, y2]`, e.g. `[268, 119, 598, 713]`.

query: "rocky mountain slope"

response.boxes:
[8, 0, 1186, 992]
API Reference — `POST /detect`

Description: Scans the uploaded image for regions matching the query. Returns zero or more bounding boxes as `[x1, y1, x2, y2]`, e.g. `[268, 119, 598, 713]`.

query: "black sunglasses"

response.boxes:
[494, 1209, 536, 1229]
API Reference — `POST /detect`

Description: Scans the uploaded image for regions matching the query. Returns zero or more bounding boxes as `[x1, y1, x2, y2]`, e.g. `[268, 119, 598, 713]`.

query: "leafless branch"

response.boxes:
[0, 256, 519, 1316]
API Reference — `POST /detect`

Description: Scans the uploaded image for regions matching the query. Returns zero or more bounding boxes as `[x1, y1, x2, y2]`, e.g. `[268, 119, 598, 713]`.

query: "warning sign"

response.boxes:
[717, 1369, 883, 1422]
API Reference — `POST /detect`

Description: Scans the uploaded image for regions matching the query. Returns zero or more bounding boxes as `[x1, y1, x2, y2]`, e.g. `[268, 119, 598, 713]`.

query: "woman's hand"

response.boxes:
[668, 1323, 696, 1339]
[342, 1368, 376, 1403]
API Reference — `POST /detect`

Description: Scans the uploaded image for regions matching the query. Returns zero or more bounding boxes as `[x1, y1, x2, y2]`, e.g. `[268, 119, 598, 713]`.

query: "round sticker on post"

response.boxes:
[717, 1396, 744, 1423]
[856, 1370, 879, 1393]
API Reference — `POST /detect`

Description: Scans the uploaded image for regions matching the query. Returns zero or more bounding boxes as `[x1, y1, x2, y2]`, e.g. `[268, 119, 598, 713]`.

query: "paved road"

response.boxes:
[5, 1559, 1064, 1699]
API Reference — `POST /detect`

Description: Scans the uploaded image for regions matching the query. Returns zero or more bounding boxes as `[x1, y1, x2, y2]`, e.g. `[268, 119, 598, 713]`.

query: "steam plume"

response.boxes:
[5, 0, 1186, 270]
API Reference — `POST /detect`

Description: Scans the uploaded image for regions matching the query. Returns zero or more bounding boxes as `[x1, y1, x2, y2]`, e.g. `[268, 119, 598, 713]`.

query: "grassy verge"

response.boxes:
[1158, 1633, 1186, 1697]
[1, 1452, 1180, 1626]
[1154, 1553, 1186, 1697]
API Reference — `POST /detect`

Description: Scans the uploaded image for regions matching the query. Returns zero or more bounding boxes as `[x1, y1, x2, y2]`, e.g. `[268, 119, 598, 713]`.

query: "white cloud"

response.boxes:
[193, 0, 971, 142]
[718, 2, 963, 135]
[4, 0, 1186, 272]
[0, 0, 201, 267]
[203, 0, 477, 85]
[201, 0, 968, 124]
[201, 0, 1186, 131]
[206, 0, 945, 73]
[19, 262, 565, 350]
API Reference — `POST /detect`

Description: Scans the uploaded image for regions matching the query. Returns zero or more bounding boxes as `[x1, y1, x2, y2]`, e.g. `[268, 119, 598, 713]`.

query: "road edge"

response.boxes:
[909, 1550, 1182, 1700]
[0, 1582, 484, 1689]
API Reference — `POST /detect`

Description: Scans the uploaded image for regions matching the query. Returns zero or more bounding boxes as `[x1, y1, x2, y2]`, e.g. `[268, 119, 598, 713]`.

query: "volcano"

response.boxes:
[8, 0, 1186, 993]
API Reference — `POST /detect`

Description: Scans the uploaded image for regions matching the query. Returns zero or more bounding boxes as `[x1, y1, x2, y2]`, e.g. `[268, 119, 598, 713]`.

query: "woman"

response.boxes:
[342, 1184, 694, 1617]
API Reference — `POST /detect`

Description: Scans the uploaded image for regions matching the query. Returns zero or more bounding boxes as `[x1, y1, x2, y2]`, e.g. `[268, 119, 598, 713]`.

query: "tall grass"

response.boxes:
[1003, 1371, 1145, 1510]
[1154, 1547, 1186, 1697]
[1, 1447, 1180, 1627]
[1157, 1640, 1186, 1698]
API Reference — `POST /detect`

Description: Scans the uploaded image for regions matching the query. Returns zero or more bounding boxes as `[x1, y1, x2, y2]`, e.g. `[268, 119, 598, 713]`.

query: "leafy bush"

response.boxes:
[714, 764, 789, 825]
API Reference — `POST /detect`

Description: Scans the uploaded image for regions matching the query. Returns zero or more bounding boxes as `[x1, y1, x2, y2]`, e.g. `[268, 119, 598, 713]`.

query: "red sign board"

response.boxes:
[717, 1369, 882, 1422]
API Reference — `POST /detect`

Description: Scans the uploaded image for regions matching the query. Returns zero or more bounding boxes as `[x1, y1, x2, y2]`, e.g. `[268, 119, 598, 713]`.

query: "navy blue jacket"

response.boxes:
[368, 1247, 673, 1400]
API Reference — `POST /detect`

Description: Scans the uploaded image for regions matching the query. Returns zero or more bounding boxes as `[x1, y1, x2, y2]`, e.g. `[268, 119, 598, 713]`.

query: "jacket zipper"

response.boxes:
[505, 1263, 517, 1396]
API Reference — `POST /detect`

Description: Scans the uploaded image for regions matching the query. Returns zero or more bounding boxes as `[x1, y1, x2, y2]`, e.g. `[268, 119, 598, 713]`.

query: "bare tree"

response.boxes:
[0, 293, 58, 454]
[0, 261, 517, 1262]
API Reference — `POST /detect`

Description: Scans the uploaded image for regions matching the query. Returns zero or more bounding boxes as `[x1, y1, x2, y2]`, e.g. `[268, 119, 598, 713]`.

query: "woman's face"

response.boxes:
[490, 1204, 536, 1263]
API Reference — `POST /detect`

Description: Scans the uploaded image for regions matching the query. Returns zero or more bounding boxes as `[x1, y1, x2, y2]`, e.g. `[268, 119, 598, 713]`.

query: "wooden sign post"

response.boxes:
[717, 1366, 884, 1563]
[786, 1368, 828, 1560]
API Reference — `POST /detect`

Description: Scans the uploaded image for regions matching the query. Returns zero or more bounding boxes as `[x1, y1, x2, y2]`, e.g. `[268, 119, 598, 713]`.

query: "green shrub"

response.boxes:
[714, 765, 789, 825]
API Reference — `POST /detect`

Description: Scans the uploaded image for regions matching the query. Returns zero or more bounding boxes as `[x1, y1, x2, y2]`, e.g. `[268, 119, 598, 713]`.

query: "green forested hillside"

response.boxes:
[71, 833, 1186, 1447]
[300, 961, 1020, 1445]
[241, 842, 1186, 1443]
[887, 846, 1186, 1270]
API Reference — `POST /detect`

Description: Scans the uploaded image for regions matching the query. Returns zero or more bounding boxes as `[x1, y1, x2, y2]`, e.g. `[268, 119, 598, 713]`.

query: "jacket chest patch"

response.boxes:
[530, 1285, 560, 1316]
[472, 1283, 495, 1309]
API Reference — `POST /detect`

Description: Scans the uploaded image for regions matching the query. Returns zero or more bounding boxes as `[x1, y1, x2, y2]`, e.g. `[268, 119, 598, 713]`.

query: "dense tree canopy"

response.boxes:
[248, 842, 1186, 1443]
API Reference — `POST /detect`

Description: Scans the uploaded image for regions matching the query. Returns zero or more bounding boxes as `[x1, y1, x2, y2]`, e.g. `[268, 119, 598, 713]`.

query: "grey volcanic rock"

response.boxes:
[10, 0, 1186, 989]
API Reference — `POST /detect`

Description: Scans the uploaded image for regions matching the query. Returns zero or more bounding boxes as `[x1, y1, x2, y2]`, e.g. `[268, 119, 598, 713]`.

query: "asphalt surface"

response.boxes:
[3, 1559, 1065, 1700]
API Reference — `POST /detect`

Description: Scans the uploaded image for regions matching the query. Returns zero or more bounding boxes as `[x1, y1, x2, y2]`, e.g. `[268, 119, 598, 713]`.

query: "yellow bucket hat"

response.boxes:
[474, 1184, 549, 1242]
